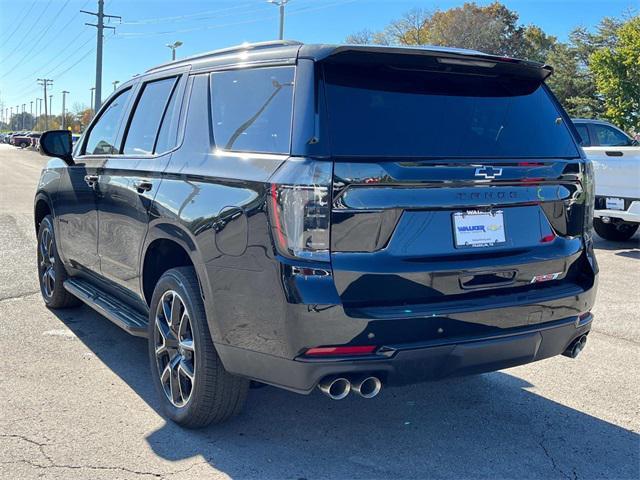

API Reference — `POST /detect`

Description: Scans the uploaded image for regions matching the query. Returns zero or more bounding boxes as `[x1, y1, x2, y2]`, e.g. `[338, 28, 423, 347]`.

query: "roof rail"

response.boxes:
[146, 40, 303, 73]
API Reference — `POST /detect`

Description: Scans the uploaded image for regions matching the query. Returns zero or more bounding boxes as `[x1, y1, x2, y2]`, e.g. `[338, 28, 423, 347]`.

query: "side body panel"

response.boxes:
[148, 74, 289, 354]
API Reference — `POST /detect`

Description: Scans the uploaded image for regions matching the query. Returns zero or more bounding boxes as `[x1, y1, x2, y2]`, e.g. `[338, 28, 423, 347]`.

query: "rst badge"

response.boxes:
[530, 272, 563, 284]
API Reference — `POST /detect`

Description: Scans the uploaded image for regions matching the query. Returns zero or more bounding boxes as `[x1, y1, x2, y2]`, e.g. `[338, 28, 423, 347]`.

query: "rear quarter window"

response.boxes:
[210, 66, 295, 154]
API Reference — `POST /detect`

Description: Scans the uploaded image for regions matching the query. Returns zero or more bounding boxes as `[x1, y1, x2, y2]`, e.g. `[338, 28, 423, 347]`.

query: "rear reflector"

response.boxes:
[540, 233, 556, 243]
[305, 346, 377, 356]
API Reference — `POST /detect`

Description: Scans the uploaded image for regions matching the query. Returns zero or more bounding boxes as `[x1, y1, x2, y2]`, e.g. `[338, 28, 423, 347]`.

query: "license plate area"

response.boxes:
[453, 210, 506, 248]
[605, 197, 625, 211]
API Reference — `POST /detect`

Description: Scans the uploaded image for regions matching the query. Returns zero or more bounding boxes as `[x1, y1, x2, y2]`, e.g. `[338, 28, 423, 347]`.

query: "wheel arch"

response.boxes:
[34, 192, 53, 234]
[140, 222, 211, 308]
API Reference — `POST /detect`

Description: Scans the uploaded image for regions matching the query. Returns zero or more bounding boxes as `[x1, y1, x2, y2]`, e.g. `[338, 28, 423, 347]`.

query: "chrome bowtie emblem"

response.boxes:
[475, 166, 503, 179]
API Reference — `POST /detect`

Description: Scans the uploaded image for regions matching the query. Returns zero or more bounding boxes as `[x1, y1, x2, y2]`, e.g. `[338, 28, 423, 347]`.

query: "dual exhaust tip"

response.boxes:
[563, 334, 588, 359]
[318, 375, 382, 400]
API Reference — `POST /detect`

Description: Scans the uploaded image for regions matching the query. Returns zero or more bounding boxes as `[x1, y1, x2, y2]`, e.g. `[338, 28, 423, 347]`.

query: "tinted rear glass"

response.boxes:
[210, 66, 294, 154]
[323, 63, 579, 158]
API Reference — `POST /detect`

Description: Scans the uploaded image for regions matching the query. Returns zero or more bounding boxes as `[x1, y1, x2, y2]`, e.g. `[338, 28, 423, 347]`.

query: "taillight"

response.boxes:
[268, 158, 332, 262]
[582, 159, 595, 243]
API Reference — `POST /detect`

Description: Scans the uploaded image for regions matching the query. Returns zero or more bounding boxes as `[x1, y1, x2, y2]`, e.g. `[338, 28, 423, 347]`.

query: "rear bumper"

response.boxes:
[217, 312, 593, 394]
[594, 203, 640, 223]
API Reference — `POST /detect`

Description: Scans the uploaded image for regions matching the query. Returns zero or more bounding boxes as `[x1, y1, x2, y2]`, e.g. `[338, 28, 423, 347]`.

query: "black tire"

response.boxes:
[593, 218, 639, 241]
[36, 215, 81, 309]
[148, 267, 249, 428]
[19, 142, 28, 148]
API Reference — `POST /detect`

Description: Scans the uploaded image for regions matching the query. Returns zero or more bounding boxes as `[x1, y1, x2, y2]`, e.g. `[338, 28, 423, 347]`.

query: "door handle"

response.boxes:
[605, 151, 623, 157]
[84, 175, 99, 187]
[133, 180, 153, 193]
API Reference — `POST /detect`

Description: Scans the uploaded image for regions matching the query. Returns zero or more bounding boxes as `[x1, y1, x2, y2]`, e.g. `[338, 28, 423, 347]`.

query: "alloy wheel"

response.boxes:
[154, 290, 196, 408]
[39, 227, 55, 298]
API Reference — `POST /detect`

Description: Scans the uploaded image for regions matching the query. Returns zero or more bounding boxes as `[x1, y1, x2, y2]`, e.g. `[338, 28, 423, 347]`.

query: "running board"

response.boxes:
[63, 278, 149, 337]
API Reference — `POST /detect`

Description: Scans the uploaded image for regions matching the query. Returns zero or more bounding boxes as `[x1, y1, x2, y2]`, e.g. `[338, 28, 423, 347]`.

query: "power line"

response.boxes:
[0, 0, 73, 79]
[120, 2, 256, 25]
[8, 36, 97, 100]
[1, 0, 53, 63]
[0, 1, 37, 44]
[116, 0, 357, 39]
[13, 29, 93, 84]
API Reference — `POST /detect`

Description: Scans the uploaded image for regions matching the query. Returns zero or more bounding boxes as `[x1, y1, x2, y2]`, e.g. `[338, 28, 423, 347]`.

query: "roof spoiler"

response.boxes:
[304, 45, 553, 82]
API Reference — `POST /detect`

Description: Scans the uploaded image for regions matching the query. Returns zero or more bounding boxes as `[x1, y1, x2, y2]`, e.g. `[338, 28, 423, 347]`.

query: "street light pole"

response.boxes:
[268, 0, 290, 40]
[62, 91, 69, 130]
[30, 101, 33, 129]
[22, 104, 25, 130]
[166, 41, 183, 61]
[90, 87, 96, 115]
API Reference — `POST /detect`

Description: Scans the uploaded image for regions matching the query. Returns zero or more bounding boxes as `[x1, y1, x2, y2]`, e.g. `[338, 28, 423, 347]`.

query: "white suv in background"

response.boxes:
[573, 119, 640, 241]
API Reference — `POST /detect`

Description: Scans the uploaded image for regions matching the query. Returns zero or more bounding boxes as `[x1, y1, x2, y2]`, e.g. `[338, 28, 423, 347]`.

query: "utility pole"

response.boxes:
[112, 80, 119, 92]
[268, 0, 290, 40]
[30, 101, 33, 129]
[37, 78, 53, 130]
[22, 104, 26, 130]
[82, 0, 120, 113]
[62, 91, 69, 130]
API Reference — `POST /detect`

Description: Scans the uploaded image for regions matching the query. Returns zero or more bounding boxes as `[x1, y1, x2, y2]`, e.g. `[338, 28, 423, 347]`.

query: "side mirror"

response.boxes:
[39, 130, 74, 165]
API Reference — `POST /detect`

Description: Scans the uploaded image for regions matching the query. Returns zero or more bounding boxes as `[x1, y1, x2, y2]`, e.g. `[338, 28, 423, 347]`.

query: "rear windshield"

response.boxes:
[323, 63, 579, 158]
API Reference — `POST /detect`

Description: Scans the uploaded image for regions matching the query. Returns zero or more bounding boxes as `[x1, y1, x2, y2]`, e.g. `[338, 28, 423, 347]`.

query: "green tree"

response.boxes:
[545, 42, 602, 118]
[345, 2, 555, 60]
[589, 16, 640, 132]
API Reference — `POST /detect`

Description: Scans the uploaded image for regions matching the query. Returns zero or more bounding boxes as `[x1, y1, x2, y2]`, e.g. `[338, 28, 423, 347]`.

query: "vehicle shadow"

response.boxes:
[593, 233, 640, 256]
[52, 306, 639, 479]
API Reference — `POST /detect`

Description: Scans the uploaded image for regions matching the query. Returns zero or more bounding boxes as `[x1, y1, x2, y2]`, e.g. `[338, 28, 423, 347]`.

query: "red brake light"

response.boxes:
[305, 346, 377, 356]
[540, 233, 556, 243]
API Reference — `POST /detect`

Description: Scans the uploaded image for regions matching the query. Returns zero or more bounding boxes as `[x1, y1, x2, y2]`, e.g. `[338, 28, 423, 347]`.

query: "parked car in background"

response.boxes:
[29, 132, 42, 148]
[573, 119, 640, 241]
[34, 41, 597, 428]
[11, 132, 33, 148]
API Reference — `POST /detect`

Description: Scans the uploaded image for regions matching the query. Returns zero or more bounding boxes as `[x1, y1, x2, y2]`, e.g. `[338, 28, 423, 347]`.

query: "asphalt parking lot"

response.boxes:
[0, 143, 638, 480]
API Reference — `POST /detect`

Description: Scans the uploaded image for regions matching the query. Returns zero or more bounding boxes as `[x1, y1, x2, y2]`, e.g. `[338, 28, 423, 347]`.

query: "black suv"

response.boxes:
[35, 41, 597, 428]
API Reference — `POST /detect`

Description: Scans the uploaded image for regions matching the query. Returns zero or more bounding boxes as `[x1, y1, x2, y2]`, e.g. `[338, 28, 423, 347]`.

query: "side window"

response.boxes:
[154, 79, 182, 154]
[210, 66, 294, 154]
[592, 124, 631, 147]
[574, 124, 590, 147]
[123, 77, 177, 155]
[84, 88, 131, 155]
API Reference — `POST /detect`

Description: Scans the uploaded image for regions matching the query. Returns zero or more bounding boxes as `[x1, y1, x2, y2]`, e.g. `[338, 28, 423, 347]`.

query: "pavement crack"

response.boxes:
[0, 290, 40, 302]
[1, 433, 163, 477]
[591, 328, 640, 346]
[538, 438, 572, 480]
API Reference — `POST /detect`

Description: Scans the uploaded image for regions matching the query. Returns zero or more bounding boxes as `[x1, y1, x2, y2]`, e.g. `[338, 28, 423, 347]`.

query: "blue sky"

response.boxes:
[0, 0, 634, 117]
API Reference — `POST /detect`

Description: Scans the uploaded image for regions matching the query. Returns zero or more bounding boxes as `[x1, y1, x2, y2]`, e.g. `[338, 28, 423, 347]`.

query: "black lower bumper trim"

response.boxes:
[217, 314, 593, 394]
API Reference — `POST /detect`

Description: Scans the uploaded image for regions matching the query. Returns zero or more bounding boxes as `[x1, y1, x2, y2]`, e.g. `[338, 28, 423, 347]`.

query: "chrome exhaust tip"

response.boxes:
[563, 334, 588, 359]
[318, 376, 351, 400]
[351, 375, 382, 399]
